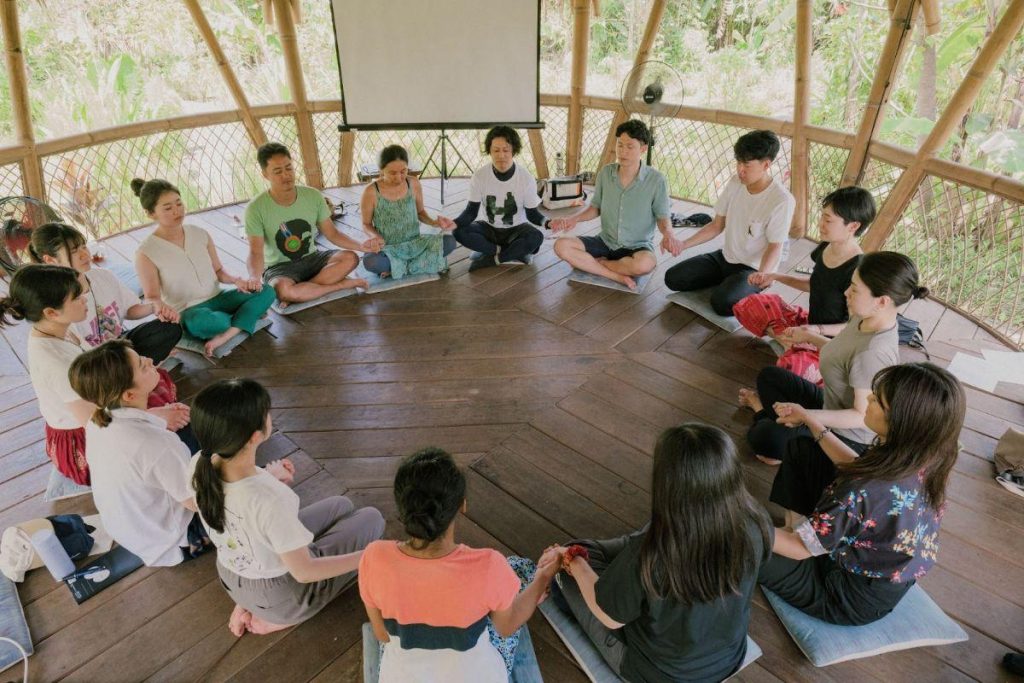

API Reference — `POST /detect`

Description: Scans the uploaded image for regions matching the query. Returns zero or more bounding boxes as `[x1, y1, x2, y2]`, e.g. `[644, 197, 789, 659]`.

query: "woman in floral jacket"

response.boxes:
[758, 362, 965, 625]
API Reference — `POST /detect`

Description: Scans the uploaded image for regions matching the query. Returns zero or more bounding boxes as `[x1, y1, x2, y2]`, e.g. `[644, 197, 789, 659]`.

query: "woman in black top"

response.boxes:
[549, 424, 772, 683]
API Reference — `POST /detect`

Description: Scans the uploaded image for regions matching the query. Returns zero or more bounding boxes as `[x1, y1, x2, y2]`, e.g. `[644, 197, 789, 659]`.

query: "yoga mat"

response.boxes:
[568, 269, 650, 295]
[175, 318, 272, 358]
[666, 290, 744, 333]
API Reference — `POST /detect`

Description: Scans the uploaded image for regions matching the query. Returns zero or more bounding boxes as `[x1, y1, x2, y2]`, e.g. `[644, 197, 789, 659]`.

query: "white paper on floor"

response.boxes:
[947, 349, 1024, 392]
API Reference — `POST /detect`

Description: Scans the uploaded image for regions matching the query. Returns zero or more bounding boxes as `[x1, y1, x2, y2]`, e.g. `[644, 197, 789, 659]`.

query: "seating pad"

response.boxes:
[364, 272, 440, 294]
[666, 289, 743, 333]
[43, 467, 91, 502]
[0, 573, 32, 675]
[568, 269, 650, 295]
[271, 287, 360, 315]
[762, 585, 967, 667]
[538, 588, 761, 682]
[175, 318, 272, 358]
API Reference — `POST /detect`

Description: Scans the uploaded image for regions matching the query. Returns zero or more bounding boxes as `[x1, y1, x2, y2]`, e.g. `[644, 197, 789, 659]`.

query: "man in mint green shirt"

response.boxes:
[245, 142, 378, 308]
[550, 120, 681, 291]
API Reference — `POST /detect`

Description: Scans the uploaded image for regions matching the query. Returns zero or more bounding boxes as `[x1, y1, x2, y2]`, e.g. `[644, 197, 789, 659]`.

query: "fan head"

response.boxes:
[0, 196, 63, 275]
[619, 60, 685, 119]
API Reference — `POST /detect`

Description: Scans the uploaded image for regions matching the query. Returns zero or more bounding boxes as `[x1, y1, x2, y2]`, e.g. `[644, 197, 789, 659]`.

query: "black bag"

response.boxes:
[897, 313, 929, 358]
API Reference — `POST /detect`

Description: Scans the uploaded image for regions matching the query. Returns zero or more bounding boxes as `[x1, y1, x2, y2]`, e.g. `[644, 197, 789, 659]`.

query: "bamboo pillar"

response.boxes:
[863, 0, 1024, 252]
[600, 0, 667, 168]
[338, 131, 355, 186]
[528, 129, 550, 179]
[566, 0, 591, 176]
[789, 0, 812, 238]
[840, 0, 919, 188]
[271, 0, 324, 189]
[183, 0, 267, 149]
[921, 0, 941, 35]
[1, 0, 44, 200]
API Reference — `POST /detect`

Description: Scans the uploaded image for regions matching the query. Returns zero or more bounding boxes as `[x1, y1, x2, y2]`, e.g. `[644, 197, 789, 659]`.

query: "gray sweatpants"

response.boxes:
[217, 495, 385, 625]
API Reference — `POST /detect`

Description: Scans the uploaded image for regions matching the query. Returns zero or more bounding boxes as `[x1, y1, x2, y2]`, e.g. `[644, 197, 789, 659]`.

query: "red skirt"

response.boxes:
[44, 425, 89, 485]
[734, 292, 823, 385]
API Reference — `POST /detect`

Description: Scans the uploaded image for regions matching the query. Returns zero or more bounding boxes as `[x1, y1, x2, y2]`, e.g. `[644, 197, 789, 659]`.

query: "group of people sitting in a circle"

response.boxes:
[0, 117, 967, 682]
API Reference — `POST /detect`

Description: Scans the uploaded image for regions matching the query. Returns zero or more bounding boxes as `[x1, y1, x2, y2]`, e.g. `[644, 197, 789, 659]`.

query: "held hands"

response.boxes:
[436, 216, 456, 231]
[150, 402, 190, 431]
[774, 402, 809, 428]
[747, 271, 775, 288]
[264, 458, 296, 485]
[547, 217, 575, 233]
[659, 232, 686, 257]
[778, 325, 813, 346]
[234, 276, 263, 293]
[151, 300, 181, 323]
[361, 236, 385, 253]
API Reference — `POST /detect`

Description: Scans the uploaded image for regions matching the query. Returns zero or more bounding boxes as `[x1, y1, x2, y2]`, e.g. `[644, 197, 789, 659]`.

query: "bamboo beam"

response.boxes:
[338, 131, 355, 186]
[790, 0, 812, 239]
[601, 0, 667, 169]
[840, 0, 919, 188]
[565, 0, 591, 176]
[1, 0, 44, 200]
[921, 0, 941, 35]
[527, 129, 550, 179]
[863, 0, 1024, 252]
[183, 0, 267, 149]
[271, 0, 324, 188]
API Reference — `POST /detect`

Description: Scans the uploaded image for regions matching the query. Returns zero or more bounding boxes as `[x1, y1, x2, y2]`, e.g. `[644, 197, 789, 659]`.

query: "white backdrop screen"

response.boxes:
[331, 0, 540, 128]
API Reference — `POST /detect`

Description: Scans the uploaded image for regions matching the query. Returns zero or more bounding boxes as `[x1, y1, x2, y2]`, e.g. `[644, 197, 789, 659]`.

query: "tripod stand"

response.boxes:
[422, 130, 472, 206]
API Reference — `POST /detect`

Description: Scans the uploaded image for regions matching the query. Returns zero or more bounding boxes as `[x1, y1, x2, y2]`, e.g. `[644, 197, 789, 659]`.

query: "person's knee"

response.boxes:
[357, 506, 386, 543]
[626, 251, 656, 275]
[554, 237, 576, 258]
[709, 286, 741, 317]
[755, 364, 792, 396]
[330, 250, 358, 269]
[255, 284, 277, 305]
[442, 234, 457, 255]
[663, 262, 692, 291]
[523, 228, 544, 253]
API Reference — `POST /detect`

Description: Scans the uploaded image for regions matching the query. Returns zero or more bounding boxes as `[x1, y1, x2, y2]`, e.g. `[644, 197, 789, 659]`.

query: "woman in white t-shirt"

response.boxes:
[0, 265, 94, 484]
[189, 378, 385, 636]
[452, 126, 547, 272]
[28, 222, 182, 363]
[68, 340, 211, 565]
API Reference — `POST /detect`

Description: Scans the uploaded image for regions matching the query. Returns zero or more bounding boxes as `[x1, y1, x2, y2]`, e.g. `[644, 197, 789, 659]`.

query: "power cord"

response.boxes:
[0, 636, 28, 683]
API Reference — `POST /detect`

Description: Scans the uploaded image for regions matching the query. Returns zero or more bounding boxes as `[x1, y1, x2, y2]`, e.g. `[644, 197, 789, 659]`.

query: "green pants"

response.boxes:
[180, 287, 276, 340]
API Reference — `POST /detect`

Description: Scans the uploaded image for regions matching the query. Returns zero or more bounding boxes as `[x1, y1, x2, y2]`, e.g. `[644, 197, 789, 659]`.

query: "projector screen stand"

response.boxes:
[422, 130, 472, 206]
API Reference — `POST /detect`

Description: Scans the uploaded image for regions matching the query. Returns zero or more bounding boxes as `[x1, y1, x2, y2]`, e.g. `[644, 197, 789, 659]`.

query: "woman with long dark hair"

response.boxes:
[761, 363, 965, 624]
[551, 423, 772, 682]
[189, 378, 384, 636]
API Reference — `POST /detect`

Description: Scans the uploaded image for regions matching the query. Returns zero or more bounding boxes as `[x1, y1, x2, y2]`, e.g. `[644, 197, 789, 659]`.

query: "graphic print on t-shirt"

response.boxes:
[86, 302, 124, 347]
[274, 219, 314, 261]
[485, 192, 519, 227]
[214, 508, 256, 574]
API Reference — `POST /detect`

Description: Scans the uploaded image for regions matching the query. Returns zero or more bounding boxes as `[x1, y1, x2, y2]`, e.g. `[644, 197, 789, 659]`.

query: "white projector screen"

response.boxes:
[331, 0, 540, 129]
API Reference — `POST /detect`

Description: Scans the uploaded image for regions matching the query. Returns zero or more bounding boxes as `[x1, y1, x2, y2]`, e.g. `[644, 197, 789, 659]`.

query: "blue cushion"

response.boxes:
[0, 573, 33, 675]
[568, 269, 650, 295]
[762, 584, 968, 667]
[538, 589, 761, 682]
[176, 318, 272, 358]
[666, 289, 743, 333]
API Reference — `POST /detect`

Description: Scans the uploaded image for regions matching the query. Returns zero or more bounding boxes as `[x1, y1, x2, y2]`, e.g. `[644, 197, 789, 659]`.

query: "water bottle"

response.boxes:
[555, 152, 564, 177]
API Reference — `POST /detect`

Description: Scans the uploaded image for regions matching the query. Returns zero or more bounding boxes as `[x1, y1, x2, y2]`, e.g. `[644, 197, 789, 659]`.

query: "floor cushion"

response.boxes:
[568, 270, 651, 295]
[0, 573, 32, 676]
[666, 289, 743, 333]
[175, 318, 272, 358]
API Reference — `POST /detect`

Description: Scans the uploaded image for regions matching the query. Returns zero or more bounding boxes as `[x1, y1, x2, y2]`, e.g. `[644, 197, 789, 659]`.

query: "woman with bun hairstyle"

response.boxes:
[69, 340, 209, 566]
[28, 222, 182, 363]
[133, 178, 276, 357]
[0, 265, 94, 484]
[359, 145, 456, 279]
[189, 378, 384, 636]
[359, 448, 560, 682]
[741, 251, 926, 457]
[548, 424, 772, 682]
[761, 363, 965, 625]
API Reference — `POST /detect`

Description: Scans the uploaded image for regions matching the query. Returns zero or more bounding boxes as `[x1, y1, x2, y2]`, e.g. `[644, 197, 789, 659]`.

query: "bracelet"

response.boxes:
[814, 427, 832, 444]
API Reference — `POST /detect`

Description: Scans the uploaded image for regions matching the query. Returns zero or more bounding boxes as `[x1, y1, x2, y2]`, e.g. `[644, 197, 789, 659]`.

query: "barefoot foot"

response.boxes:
[229, 605, 252, 637]
[615, 274, 637, 290]
[339, 277, 368, 290]
[247, 614, 291, 635]
[755, 454, 783, 466]
[204, 327, 242, 357]
[738, 388, 763, 412]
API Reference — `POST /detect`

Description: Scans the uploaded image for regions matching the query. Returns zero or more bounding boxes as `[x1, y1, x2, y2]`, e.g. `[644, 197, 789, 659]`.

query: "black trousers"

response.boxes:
[453, 221, 543, 261]
[123, 320, 182, 364]
[747, 365, 824, 462]
[759, 553, 913, 626]
[664, 249, 758, 316]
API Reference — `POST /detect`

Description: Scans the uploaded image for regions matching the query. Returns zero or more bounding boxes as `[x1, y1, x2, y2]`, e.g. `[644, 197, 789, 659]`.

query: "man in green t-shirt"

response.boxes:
[245, 142, 379, 308]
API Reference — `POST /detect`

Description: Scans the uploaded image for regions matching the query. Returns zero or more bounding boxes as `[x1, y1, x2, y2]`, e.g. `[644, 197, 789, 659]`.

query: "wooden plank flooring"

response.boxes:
[1, 179, 1022, 681]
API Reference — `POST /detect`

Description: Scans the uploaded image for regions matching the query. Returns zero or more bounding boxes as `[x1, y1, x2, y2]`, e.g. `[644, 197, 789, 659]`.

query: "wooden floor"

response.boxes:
[1, 179, 1022, 682]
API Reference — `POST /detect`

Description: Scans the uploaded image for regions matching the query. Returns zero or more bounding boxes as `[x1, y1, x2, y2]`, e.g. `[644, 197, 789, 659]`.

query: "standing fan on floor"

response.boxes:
[0, 197, 62, 275]
[619, 61, 685, 166]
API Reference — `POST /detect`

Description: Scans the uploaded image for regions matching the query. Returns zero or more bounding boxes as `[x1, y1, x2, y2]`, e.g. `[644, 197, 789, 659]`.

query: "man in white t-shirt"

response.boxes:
[452, 127, 547, 272]
[664, 130, 795, 316]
